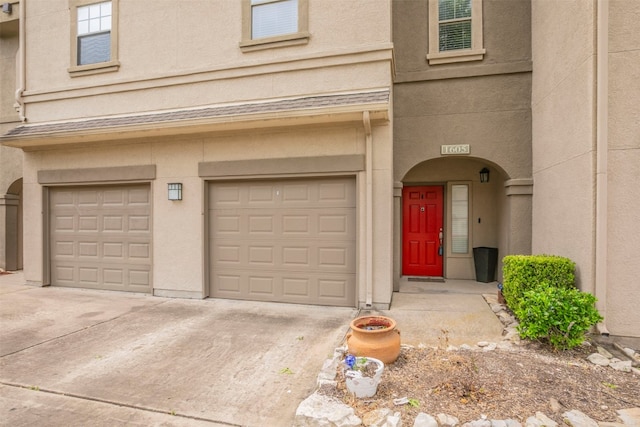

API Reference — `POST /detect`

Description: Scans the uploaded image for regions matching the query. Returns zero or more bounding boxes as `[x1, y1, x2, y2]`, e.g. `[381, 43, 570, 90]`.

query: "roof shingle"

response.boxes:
[3, 90, 389, 139]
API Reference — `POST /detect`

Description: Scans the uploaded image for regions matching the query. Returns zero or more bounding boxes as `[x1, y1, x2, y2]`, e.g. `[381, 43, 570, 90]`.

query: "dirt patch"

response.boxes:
[320, 342, 639, 424]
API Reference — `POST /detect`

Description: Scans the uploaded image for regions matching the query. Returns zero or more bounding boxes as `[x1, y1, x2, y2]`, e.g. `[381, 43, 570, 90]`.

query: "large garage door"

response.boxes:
[49, 184, 152, 292]
[209, 177, 356, 306]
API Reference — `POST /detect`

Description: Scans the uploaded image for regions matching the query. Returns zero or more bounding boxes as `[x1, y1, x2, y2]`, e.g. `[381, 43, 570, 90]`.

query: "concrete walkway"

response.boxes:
[0, 272, 504, 426]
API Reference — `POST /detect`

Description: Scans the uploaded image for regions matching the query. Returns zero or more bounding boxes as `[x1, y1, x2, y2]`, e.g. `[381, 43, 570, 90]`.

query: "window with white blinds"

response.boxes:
[251, 0, 298, 39]
[451, 184, 469, 254]
[427, 0, 485, 65]
[77, 1, 112, 65]
[69, 0, 119, 75]
[438, 0, 472, 52]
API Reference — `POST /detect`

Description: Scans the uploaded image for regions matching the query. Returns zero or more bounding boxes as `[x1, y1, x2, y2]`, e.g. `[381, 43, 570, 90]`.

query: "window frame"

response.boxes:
[240, 0, 310, 52]
[69, 0, 120, 76]
[427, 0, 485, 65]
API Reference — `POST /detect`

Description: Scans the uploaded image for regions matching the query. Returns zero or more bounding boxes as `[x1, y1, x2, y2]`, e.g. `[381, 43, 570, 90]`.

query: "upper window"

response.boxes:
[427, 0, 485, 65]
[69, 0, 119, 76]
[77, 1, 112, 65]
[240, 0, 309, 52]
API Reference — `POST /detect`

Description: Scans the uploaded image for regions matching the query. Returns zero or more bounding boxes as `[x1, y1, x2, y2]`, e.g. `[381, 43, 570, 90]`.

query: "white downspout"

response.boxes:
[14, 0, 26, 122]
[595, 0, 609, 335]
[363, 111, 373, 307]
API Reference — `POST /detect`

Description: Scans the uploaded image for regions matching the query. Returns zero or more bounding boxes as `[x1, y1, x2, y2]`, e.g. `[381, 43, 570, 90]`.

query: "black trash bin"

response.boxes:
[473, 247, 498, 283]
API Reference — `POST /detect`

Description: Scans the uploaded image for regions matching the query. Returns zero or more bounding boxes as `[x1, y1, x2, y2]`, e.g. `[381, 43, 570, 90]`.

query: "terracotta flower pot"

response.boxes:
[346, 315, 401, 364]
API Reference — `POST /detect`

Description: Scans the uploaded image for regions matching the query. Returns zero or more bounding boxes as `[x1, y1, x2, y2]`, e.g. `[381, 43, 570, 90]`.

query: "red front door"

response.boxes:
[402, 186, 444, 277]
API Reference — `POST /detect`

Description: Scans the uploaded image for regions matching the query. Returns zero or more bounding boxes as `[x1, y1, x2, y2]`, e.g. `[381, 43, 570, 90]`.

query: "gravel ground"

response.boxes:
[320, 339, 639, 425]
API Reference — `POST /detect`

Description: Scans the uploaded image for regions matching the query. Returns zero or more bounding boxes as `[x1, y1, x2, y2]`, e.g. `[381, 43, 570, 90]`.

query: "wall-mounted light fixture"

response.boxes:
[479, 168, 490, 183]
[2, 3, 12, 14]
[168, 183, 182, 201]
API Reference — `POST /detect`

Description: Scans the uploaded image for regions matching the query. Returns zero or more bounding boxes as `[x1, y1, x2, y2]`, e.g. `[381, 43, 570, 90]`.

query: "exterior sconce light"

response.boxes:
[479, 168, 490, 183]
[168, 183, 182, 201]
[2, 3, 12, 14]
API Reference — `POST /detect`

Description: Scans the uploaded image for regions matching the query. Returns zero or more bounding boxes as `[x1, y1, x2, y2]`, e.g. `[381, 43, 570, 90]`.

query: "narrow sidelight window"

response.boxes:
[451, 184, 469, 254]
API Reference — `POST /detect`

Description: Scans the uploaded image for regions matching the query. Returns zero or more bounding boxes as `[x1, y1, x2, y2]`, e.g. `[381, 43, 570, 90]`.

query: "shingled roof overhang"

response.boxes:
[1, 89, 390, 149]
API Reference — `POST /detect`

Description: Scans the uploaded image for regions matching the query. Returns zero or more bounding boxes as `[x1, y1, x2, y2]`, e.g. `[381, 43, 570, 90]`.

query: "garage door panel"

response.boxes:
[318, 278, 349, 298]
[281, 183, 310, 202]
[129, 270, 150, 287]
[318, 247, 348, 268]
[282, 277, 309, 297]
[77, 190, 99, 206]
[248, 215, 275, 233]
[213, 186, 242, 205]
[50, 184, 151, 293]
[216, 245, 242, 264]
[248, 246, 274, 265]
[127, 188, 151, 205]
[104, 269, 123, 284]
[129, 242, 151, 259]
[249, 185, 276, 203]
[209, 177, 355, 306]
[54, 241, 74, 257]
[249, 276, 275, 295]
[78, 216, 99, 231]
[129, 215, 151, 232]
[54, 215, 75, 231]
[217, 274, 242, 293]
[78, 242, 99, 257]
[79, 267, 99, 283]
[318, 181, 353, 204]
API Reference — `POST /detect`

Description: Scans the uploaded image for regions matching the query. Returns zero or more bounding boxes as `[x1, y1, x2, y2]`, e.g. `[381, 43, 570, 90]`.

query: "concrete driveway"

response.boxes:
[0, 272, 504, 426]
[0, 274, 357, 426]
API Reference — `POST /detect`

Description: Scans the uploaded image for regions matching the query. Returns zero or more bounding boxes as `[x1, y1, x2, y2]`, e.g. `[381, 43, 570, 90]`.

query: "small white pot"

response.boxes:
[344, 357, 384, 398]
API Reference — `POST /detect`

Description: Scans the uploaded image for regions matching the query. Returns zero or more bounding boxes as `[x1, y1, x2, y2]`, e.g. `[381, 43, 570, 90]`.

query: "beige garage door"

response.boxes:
[49, 184, 152, 292]
[209, 177, 356, 306]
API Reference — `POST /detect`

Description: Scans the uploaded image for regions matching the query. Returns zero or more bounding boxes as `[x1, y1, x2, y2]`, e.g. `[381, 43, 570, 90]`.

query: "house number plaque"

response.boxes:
[441, 144, 470, 155]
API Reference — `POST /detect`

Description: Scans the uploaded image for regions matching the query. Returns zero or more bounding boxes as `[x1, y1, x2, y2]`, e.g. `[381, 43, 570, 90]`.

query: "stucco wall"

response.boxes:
[394, 74, 532, 182]
[22, 0, 392, 123]
[531, 0, 596, 291]
[605, 0, 640, 337]
[531, 0, 640, 337]
[22, 120, 393, 304]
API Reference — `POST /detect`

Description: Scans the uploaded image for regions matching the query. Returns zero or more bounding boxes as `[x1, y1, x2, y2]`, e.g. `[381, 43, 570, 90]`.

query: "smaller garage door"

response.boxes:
[209, 177, 356, 306]
[49, 184, 152, 292]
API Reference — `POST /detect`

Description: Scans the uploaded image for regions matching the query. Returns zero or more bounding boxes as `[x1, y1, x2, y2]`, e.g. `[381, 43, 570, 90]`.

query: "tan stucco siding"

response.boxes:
[24, 0, 392, 97]
[604, 0, 640, 337]
[531, 0, 596, 292]
[394, 74, 532, 182]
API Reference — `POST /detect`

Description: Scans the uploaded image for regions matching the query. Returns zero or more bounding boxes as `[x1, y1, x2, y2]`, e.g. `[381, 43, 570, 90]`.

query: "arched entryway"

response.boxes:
[1, 178, 23, 271]
[393, 157, 532, 289]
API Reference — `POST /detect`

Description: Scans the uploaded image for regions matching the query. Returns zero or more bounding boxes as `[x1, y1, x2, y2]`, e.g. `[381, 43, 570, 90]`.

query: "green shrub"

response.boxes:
[513, 284, 603, 350]
[502, 255, 575, 312]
